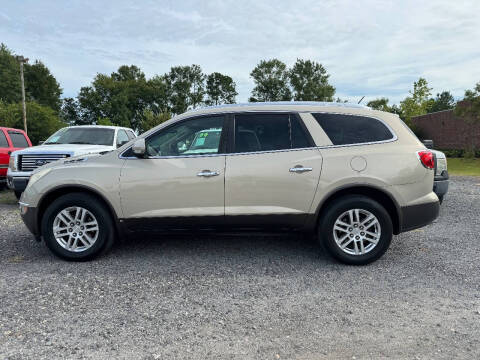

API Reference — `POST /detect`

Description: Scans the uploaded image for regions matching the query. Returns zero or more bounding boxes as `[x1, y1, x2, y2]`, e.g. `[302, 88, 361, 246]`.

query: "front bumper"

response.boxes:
[400, 200, 440, 232]
[7, 175, 30, 192]
[19, 203, 40, 237]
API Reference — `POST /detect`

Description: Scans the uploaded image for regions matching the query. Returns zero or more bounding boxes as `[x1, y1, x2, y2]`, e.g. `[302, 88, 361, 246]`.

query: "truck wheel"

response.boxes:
[41, 193, 115, 261]
[319, 195, 393, 265]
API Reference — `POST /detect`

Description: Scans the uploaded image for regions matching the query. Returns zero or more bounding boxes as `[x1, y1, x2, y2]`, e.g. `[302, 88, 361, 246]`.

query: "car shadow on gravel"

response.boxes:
[111, 232, 331, 263]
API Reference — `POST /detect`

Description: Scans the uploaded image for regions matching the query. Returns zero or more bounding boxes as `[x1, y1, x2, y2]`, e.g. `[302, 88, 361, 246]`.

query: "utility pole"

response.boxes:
[16, 55, 29, 133]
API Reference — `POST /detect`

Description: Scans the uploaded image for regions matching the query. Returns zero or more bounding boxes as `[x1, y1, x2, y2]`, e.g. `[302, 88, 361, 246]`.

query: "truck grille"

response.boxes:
[19, 154, 70, 172]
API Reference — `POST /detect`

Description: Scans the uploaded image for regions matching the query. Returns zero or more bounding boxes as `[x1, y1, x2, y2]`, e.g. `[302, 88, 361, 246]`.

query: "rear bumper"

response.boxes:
[19, 203, 40, 237]
[400, 200, 440, 232]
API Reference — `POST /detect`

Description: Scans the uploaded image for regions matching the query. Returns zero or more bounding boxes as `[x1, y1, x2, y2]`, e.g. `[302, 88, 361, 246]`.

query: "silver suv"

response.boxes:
[19, 102, 439, 264]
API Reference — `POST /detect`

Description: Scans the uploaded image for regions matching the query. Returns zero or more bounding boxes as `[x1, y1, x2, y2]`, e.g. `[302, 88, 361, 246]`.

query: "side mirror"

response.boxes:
[132, 138, 146, 157]
[38, 140, 44, 145]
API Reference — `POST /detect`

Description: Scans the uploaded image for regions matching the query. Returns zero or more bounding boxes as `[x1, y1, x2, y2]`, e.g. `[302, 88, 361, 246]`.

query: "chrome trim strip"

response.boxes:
[0, 164, 9, 169]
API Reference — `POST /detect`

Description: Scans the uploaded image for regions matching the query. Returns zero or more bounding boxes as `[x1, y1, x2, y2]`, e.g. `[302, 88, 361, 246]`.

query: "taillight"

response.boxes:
[417, 150, 435, 169]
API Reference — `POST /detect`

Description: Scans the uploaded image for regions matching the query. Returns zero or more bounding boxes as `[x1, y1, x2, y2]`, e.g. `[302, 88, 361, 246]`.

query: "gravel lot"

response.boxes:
[1, 177, 479, 359]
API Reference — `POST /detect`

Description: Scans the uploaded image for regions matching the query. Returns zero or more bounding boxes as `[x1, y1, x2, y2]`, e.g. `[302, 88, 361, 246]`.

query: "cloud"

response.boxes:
[1, 0, 479, 103]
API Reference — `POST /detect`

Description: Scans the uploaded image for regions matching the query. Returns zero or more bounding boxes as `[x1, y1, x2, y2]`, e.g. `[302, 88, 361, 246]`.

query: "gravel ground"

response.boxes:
[1, 177, 479, 359]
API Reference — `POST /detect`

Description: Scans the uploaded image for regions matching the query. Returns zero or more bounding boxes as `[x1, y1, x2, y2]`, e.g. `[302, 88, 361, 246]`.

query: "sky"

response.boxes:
[1, 0, 479, 105]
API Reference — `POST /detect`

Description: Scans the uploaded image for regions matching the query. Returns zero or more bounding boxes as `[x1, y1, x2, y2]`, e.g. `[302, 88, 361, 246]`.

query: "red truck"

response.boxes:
[0, 127, 32, 191]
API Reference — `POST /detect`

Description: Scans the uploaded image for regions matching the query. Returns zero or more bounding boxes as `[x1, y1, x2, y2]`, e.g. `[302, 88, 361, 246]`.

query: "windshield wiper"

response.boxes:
[68, 141, 93, 145]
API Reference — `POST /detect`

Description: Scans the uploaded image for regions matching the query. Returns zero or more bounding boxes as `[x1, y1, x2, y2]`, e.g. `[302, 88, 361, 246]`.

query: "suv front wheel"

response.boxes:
[319, 195, 393, 265]
[41, 193, 115, 261]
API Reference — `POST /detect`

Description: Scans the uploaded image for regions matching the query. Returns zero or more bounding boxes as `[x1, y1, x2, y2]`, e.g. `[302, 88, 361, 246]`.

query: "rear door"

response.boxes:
[224, 113, 322, 228]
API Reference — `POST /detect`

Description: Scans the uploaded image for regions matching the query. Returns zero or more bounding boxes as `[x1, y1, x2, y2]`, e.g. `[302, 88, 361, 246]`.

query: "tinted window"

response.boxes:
[0, 131, 8, 147]
[291, 116, 312, 149]
[146, 116, 224, 157]
[44, 128, 115, 146]
[234, 114, 290, 152]
[8, 131, 29, 148]
[312, 113, 394, 145]
[116, 130, 129, 147]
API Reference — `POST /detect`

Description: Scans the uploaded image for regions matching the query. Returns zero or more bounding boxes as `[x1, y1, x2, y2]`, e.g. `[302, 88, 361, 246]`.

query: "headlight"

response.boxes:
[27, 168, 52, 188]
[9, 155, 18, 171]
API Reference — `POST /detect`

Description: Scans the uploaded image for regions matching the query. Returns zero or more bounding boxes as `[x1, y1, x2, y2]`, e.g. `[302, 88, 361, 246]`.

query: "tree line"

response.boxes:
[0, 42, 479, 145]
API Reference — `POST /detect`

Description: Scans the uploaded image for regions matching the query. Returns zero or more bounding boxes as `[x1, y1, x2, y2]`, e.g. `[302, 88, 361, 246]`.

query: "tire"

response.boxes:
[14, 191, 22, 200]
[41, 193, 115, 261]
[318, 195, 393, 265]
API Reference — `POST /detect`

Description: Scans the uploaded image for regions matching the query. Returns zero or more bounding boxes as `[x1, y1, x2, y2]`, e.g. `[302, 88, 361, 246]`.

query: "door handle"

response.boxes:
[197, 170, 219, 177]
[289, 166, 313, 173]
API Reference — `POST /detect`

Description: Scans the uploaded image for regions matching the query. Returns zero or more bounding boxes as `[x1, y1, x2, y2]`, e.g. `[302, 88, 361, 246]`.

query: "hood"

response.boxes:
[11, 144, 115, 157]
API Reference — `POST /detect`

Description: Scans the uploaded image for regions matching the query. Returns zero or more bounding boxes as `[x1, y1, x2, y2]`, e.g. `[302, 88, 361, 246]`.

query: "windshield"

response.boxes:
[44, 128, 115, 146]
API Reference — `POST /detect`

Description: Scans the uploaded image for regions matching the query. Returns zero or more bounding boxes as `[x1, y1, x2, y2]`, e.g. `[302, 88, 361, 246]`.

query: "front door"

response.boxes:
[120, 115, 227, 230]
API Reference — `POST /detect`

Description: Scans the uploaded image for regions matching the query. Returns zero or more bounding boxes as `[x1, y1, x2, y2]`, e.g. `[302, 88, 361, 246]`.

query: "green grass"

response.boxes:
[447, 158, 480, 176]
[0, 189, 18, 205]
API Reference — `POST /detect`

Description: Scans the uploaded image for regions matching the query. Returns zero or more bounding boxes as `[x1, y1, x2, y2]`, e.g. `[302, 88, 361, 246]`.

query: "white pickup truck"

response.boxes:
[7, 125, 136, 198]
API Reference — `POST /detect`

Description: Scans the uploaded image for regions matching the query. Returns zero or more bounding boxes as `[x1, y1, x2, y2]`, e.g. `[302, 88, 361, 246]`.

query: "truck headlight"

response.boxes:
[9, 155, 18, 171]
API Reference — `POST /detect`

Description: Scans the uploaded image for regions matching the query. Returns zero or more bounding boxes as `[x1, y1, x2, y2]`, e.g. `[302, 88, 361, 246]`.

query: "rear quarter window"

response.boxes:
[312, 113, 394, 146]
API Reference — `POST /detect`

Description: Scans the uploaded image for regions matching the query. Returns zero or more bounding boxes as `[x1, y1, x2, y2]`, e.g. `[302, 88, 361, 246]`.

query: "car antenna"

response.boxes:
[358, 96, 365, 104]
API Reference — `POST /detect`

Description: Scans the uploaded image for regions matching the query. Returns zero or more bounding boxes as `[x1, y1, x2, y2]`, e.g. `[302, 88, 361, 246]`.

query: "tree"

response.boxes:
[205, 72, 237, 106]
[77, 65, 152, 130]
[289, 59, 335, 101]
[24, 60, 63, 111]
[400, 78, 432, 126]
[454, 82, 480, 155]
[188, 64, 205, 109]
[0, 44, 62, 111]
[166, 65, 206, 114]
[0, 101, 65, 144]
[139, 110, 171, 133]
[0, 44, 21, 104]
[455, 82, 480, 122]
[60, 97, 81, 125]
[250, 59, 291, 102]
[426, 91, 455, 113]
[148, 75, 171, 114]
[367, 97, 391, 112]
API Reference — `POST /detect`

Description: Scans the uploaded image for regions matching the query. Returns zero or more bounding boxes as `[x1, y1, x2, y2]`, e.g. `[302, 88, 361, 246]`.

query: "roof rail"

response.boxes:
[187, 101, 370, 113]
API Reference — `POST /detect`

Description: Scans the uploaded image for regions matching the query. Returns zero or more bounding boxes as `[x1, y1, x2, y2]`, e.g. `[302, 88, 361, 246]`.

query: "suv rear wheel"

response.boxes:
[41, 193, 115, 261]
[319, 195, 393, 265]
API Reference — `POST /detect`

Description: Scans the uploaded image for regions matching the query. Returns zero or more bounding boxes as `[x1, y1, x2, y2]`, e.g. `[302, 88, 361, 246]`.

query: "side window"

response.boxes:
[312, 113, 394, 146]
[127, 131, 136, 140]
[234, 114, 290, 153]
[290, 116, 312, 149]
[0, 131, 8, 147]
[146, 116, 225, 157]
[116, 130, 129, 148]
[8, 131, 29, 148]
